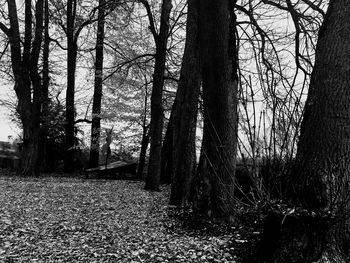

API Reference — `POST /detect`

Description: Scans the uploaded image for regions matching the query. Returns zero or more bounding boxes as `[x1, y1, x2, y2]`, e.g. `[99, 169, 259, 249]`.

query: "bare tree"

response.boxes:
[169, 0, 201, 206]
[260, 1, 350, 261]
[192, 0, 239, 222]
[0, 0, 45, 176]
[138, 0, 173, 191]
[89, 0, 106, 168]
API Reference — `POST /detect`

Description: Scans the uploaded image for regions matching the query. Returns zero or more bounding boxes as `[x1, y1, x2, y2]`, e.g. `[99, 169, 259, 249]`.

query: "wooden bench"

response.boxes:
[85, 160, 138, 179]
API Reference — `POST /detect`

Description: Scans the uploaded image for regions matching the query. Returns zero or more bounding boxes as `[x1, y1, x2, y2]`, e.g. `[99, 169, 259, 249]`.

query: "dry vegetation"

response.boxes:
[0, 174, 262, 262]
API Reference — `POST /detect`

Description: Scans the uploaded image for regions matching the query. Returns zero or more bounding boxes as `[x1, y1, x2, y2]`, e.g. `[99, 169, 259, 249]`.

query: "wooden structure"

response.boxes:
[0, 141, 20, 170]
[85, 159, 138, 179]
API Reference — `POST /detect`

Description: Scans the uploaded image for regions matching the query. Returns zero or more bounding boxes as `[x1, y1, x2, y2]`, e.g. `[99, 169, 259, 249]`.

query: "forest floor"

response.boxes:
[0, 172, 264, 262]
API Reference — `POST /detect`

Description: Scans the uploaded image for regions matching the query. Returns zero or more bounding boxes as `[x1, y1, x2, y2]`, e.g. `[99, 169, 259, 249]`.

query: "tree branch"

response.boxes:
[75, 118, 92, 124]
[49, 37, 67, 50]
[0, 22, 10, 36]
[103, 53, 155, 81]
[0, 40, 9, 61]
[302, 0, 325, 17]
[138, 0, 158, 40]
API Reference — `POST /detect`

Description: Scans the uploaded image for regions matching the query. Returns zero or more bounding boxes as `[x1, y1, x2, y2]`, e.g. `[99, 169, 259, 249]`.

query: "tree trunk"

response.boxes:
[89, 0, 106, 168]
[2, 0, 44, 176]
[136, 125, 150, 179]
[64, 0, 77, 173]
[169, 0, 201, 206]
[20, 119, 40, 176]
[145, 0, 172, 191]
[30, 0, 45, 176]
[160, 107, 174, 184]
[39, 0, 50, 172]
[260, 1, 350, 261]
[193, 0, 239, 222]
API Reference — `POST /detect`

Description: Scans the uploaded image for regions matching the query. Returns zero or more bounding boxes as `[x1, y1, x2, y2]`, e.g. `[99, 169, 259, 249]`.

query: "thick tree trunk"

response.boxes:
[292, 0, 350, 213]
[16, 76, 41, 177]
[2, 0, 44, 176]
[169, 0, 201, 206]
[20, 119, 40, 176]
[260, 1, 350, 262]
[89, 0, 106, 168]
[64, 0, 77, 173]
[193, 0, 238, 222]
[145, 0, 172, 191]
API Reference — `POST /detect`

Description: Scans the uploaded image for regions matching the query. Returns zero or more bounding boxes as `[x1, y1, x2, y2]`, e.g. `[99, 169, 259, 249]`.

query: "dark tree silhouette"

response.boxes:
[193, 0, 239, 222]
[260, 1, 350, 261]
[141, 0, 173, 191]
[0, 0, 45, 176]
[169, 0, 201, 206]
[39, 0, 50, 172]
[64, 0, 78, 173]
[89, 0, 106, 168]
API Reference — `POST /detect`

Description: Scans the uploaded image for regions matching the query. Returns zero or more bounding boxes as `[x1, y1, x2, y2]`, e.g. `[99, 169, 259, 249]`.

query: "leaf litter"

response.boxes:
[0, 175, 262, 262]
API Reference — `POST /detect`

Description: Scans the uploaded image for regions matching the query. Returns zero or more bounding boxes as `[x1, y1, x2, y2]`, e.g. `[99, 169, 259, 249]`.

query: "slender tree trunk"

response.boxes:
[169, 0, 201, 206]
[145, 0, 172, 191]
[137, 82, 150, 179]
[30, 0, 45, 175]
[40, 0, 50, 172]
[260, 1, 350, 261]
[193, 0, 239, 222]
[89, 0, 106, 168]
[160, 108, 174, 184]
[136, 125, 150, 179]
[64, 0, 77, 173]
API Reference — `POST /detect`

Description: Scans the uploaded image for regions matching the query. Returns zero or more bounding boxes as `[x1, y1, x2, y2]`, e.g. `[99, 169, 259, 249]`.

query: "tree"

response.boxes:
[192, 0, 239, 222]
[136, 79, 151, 179]
[39, 0, 51, 172]
[89, 0, 106, 168]
[0, 0, 45, 176]
[140, 0, 173, 191]
[260, 1, 350, 261]
[169, 0, 201, 206]
[160, 106, 175, 184]
[54, 0, 99, 172]
[64, 0, 79, 172]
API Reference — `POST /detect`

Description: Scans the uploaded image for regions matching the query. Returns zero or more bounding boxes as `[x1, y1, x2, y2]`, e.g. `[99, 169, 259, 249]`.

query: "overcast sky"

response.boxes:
[0, 83, 18, 141]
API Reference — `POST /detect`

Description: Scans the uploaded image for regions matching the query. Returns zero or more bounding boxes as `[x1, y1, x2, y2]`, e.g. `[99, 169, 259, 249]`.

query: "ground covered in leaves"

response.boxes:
[0, 173, 263, 262]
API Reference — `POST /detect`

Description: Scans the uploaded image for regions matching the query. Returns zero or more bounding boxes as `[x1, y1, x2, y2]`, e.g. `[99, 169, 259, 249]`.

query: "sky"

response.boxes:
[0, 83, 19, 142]
[0, 120, 18, 141]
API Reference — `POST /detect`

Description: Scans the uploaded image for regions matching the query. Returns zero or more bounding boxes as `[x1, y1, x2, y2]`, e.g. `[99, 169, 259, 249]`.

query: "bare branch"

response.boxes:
[75, 118, 92, 124]
[138, 0, 158, 40]
[301, 0, 326, 17]
[0, 22, 9, 36]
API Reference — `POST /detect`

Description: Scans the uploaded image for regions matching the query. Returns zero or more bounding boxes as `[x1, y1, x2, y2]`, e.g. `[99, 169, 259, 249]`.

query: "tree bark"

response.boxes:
[136, 125, 150, 179]
[1, 0, 44, 176]
[292, 0, 350, 213]
[160, 108, 174, 184]
[29, 0, 45, 175]
[193, 0, 239, 222]
[169, 0, 201, 206]
[39, 0, 50, 172]
[89, 0, 106, 168]
[64, 0, 78, 173]
[145, 0, 172, 191]
[260, 1, 350, 261]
